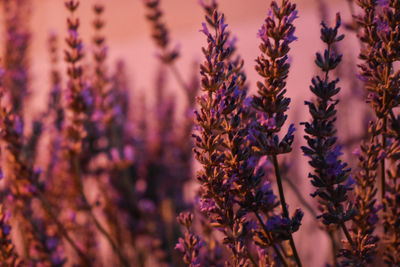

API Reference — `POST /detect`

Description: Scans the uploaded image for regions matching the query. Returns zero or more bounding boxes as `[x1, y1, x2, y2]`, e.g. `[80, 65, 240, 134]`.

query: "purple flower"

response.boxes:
[218, 16, 228, 33]
[252, 2, 302, 263]
[285, 31, 298, 42]
[198, 0, 216, 9]
[260, 181, 277, 206]
[377, 0, 389, 6]
[2, 224, 11, 236]
[248, 127, 260, 144]
[375, 18, 390, 33]
[367, 213, 379, 225]
[345, 176, 355, 188]
[326, 146, 343, 165]
[257, 25, 268, 43]
[175, 238, 185, 253]
[267, 215, 289, 232]
[257, 113, 276, 130]
[82, 85, 94, 107]
[14, 116, 23, 135]
[286, 123, 295, 136]
[199, 198, 216, 213]
[286, 10, 298, 24]
[200, 22, 209, 36]
[46, 237, 59, 251]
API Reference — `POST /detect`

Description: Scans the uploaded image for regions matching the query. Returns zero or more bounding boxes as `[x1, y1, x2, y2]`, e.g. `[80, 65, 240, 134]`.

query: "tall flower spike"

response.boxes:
[63, 0, 86, 157]
[343, 122, 381, 265]
[61, 0, 91, 222]
[2, 0, 30, 116]
[63, 2, 130, 266]
[251, 1, 303, 266]
[355, 1, 400, 264]
[44, 32, 64, 191]
[92, 2, 108, 109]
[175, 212, 204, 267]
[193, 5, 264, 265]
[143, 0, 179, 63]
[48, 32, 64, 132]
[355, 0, 400, 198]
[143, 0, 192, 102]
[378, 2, 400, 264]
[301, 13, 359, 264]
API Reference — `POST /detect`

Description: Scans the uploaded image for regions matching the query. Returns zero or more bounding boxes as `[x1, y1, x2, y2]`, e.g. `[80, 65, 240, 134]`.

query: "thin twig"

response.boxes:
[272, 155, 302, 267]
[340, 222, 355, 249]
[381, 116, 386, 209]
[168, 62, 188, 92]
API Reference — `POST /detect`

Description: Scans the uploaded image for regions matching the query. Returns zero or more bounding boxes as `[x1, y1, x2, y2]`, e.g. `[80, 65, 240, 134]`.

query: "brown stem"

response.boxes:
[380, 117, 386, 209]
[340, 222, 355, 249]
[272, 155, 302, 267]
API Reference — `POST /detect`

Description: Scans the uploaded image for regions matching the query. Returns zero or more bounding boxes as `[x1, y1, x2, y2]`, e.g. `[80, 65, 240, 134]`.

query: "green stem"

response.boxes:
[272, 155, 302, 267]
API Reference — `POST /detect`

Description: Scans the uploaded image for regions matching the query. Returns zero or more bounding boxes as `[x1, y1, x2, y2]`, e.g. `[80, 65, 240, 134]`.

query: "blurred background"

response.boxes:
[9, 0, 359, 110]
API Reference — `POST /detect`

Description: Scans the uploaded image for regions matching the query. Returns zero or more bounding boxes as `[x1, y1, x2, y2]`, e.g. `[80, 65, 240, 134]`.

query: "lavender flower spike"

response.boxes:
[344, 123, 381, 265]
[175, 212, 204, 267]
[355, 1, 400, 264]
[143, 0, 179, 63]
[301, 13, 359, 264]
[251, 0, 302, 265]
[192, 3, 268, 264]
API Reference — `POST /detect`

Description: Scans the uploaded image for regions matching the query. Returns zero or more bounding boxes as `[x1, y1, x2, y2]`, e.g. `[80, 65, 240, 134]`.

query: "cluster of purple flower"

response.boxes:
[0, 0, 399, 266]
[179, 0, 400, 266]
